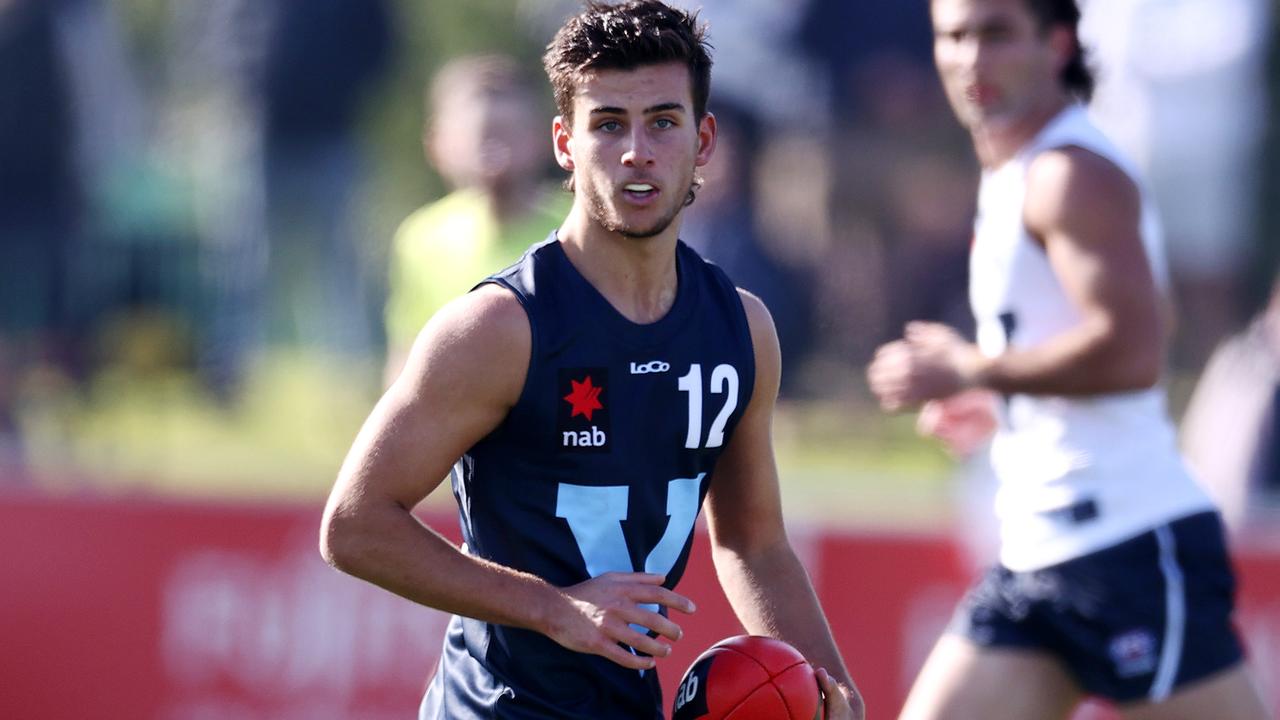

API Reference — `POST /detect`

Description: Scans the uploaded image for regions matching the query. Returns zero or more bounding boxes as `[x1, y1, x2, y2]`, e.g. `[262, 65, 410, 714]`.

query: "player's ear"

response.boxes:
[694, 112, 717, 168]
[553, 115, 575, 172]
[422, 125, 434, 166]
[425, 120, 448, 174]
[1046, 25, 1075, 77]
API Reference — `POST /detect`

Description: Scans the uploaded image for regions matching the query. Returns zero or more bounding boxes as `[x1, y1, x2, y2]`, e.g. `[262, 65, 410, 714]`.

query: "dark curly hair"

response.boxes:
[543, 1, 713, 126]
[1024, 0, 1094, 102]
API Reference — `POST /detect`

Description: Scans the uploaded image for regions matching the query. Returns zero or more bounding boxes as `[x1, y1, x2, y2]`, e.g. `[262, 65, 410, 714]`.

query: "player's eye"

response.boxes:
[598, 119, 622, 132]
[654, 117, 676, 130]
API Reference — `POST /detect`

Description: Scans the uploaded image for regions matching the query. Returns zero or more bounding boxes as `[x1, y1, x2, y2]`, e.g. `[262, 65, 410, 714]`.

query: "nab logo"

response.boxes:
[630, 360, 670, 375]
[671, 655, 710, 720]
[563, 426, 607, 448]
[558, 368, 610, 453]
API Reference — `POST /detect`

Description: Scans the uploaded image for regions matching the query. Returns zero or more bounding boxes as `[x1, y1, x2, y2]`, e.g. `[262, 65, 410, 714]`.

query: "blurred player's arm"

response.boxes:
[977, 147, 1165, 394]
[869, 147, 1163, 410]
[704, 290, 864, 719]
[321, 284, 690, 671]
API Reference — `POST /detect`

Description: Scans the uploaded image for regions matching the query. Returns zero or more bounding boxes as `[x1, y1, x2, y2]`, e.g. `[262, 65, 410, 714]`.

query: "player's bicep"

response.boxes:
[333, 285, 530, 510]
[1025, 149, 1164, 356]
[704, 291, 787, 553]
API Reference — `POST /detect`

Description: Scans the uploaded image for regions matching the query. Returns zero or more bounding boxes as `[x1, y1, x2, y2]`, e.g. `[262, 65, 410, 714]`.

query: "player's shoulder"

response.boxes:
[395, 282, 531, 400]
[734, 288, 772, 331]
[1024, 145, 1140, 231]
[431, 283, 529, 343]
[733, 288, 779, 379]
[394, 282, 531, 411]
[1026, 145, 1139, 204]
[409, 284, 531, 374]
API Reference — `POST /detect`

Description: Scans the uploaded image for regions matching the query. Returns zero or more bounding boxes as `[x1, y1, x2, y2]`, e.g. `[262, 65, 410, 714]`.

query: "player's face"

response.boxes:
[434, 91, 543, 191]
[554, 62, 716, 240]
[931, 0, 1064, 132]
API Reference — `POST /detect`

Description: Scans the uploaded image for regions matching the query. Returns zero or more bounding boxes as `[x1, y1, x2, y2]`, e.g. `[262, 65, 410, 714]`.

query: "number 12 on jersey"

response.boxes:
[678, 363, 739, 449]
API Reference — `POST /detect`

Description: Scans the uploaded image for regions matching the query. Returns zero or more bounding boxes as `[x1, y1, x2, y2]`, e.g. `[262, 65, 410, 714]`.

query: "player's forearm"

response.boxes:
[321, 498, 564, 632]
[973, 316, 1161, 396]
[711, 538, 855, 690]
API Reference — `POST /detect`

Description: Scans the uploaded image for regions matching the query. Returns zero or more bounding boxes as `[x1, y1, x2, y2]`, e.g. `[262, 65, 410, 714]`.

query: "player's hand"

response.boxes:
[867, 339, 924, 411]
[547, 572, 695, 671]
[918, 388, 998, 457]
[867, 322, 986, 410]
[816, 667, 865, 720]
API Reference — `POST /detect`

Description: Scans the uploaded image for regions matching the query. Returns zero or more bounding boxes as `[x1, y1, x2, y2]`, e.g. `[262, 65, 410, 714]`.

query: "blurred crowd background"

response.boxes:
[0, 0, 1276, 530]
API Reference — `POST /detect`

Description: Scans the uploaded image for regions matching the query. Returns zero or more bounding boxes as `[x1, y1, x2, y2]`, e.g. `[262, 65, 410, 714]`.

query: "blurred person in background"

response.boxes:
[1182, 274, 1280, 535]
[383, 54, 568, 384]
[681, 96, 814, 397]
[0, 0, 79, 476]
[165, 0, 272, 398]
[321, 2, 861, 717]
[797, 0, 934, 119]
[0, 0, 145, 477]
[263, 0, 390, 363]
[169, 0, 389, 399]
[867, 0, 1269, 717]
[822, 51, 977, 369]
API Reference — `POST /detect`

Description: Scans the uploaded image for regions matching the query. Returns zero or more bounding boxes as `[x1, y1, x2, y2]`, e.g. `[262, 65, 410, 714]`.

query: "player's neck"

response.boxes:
[557, 206, 681, 325]
[971, 96, 1071, 169]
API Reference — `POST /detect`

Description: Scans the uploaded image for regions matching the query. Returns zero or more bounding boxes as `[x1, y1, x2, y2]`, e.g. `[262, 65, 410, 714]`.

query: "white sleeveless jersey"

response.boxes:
[971, 104, 1213, 572]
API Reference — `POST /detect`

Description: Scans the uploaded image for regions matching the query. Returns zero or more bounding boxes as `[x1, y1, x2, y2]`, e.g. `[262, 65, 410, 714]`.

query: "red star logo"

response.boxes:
[563, 375, 604, 421]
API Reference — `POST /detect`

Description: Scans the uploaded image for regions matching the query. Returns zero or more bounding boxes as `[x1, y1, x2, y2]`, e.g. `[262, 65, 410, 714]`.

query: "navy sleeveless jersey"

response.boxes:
[420, 235, 756, 719]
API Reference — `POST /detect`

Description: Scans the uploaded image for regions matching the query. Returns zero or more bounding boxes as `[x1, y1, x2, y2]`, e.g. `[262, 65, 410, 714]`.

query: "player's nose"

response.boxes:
[621, 128, 656, 167]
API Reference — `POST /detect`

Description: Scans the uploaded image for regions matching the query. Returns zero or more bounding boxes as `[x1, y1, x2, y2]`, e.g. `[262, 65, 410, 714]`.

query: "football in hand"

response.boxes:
[671, 635, 822, 720]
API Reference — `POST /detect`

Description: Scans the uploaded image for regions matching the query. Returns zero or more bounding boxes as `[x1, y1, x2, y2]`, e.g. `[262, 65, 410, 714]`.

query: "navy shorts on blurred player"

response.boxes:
[949, 511, 1244, 704]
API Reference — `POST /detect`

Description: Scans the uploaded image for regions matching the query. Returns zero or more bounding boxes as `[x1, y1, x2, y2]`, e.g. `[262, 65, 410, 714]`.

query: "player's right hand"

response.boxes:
[816, 667, 865, 720]
[545, 572, 696, 671]
[867, 323, 987, 410]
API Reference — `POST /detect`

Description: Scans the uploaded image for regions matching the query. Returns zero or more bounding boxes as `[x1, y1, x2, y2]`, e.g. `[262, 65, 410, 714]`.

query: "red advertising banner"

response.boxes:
[1, 492, 1277, 719]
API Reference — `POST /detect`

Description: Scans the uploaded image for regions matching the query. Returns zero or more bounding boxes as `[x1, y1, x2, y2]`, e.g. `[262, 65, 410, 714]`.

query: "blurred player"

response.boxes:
[321, 2, 861, 718]
[383, 54, 569, 384]
[867, 0, 1271, 718]
[1182, 274, 1280, 531]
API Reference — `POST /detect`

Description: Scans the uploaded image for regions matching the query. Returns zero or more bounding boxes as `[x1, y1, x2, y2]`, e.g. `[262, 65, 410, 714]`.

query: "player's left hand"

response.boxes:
[816, 667, 865, 720]
[546, 572, 694, 671]
[918, 388, 998, 456]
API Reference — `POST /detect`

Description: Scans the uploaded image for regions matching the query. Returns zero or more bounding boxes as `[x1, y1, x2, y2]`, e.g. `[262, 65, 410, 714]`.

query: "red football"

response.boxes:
[671, 635, 822, 720]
